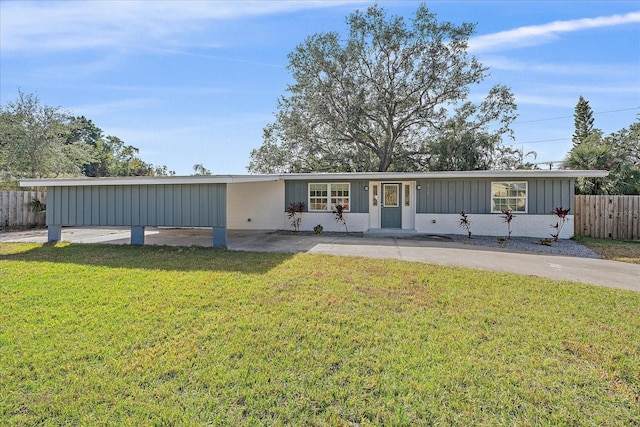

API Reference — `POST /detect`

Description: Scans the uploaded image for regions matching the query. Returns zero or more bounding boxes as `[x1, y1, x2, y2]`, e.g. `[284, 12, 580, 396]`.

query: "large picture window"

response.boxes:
[308, 183, 350, 212]
[491, 182, 527, 213]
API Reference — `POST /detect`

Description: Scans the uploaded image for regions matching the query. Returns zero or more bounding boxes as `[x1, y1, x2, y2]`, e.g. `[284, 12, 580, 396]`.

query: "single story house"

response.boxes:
[21, 170, 607, 247]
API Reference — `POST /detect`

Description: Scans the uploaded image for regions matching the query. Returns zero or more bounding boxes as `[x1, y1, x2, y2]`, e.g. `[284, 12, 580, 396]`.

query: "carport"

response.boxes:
[20, 175, 278, 248]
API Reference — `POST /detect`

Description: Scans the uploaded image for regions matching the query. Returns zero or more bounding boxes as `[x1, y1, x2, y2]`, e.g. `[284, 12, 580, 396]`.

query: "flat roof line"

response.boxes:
[20, 170, 608, 187]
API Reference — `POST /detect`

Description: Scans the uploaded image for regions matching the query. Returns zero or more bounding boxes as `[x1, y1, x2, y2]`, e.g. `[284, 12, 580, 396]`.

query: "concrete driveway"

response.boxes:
[2, 227, 638, 292]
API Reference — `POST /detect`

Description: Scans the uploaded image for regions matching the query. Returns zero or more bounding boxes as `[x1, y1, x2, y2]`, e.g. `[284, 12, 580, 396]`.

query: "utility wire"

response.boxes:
[501, 106, 639, 144]
[488, 106, 640, 128]
[510, 106, 639, 126]
[507, 137, 570, 145]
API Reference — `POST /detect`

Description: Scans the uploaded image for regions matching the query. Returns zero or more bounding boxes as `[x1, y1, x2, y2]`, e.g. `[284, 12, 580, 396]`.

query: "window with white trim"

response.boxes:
[491, 182, 527, 213]
[404, 184, 410, 207]
[308, 183, 350, 212]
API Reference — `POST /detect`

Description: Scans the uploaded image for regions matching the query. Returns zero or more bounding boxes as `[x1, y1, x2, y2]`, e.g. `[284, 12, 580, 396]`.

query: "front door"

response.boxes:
[381, 183, 402, 228]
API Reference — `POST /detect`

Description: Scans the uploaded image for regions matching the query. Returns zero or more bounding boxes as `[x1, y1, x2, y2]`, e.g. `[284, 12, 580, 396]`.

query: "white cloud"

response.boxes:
[155, 48, 286, 69]
[482, 56, 640, 78]
[0, 1, 364, 52]
[70, 98, 161, 118]
[513, 94, 577, 108]
[469, 11, 640, 53]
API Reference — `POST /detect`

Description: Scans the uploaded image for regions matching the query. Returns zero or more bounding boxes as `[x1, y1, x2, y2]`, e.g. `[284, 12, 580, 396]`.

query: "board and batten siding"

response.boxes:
[415, 178, 574, 214]
[284, 180, 369, 213]
[46, 184, 227, 227]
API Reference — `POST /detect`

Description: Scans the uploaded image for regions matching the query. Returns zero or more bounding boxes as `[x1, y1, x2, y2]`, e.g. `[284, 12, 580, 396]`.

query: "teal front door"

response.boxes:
[381, 183, 402, 228]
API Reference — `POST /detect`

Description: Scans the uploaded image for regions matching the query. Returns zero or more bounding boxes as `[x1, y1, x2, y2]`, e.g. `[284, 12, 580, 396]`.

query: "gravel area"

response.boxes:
[421, 234, 602, 259]
[282, 230, 602, 259]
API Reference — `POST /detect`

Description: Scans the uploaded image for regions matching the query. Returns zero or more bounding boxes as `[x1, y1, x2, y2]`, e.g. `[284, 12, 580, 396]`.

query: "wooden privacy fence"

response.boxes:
[0, 190, 46, 227]
[574, 195, 640, 240]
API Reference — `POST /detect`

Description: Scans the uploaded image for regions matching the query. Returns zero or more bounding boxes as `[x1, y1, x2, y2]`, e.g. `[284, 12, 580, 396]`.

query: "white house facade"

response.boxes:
[21, 170, 608, 247]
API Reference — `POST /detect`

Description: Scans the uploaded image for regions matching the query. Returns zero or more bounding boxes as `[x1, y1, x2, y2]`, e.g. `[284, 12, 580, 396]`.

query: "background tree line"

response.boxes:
[0, 90, 175, 189]
[564, 96, 639, 195]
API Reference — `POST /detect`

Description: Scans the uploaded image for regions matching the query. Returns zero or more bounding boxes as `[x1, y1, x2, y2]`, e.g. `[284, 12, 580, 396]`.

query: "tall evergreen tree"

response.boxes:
[572, 96, 595, 148]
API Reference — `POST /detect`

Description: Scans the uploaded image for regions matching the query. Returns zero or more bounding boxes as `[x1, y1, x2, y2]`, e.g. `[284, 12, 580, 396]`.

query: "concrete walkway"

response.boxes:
[1, 227, 638, 292]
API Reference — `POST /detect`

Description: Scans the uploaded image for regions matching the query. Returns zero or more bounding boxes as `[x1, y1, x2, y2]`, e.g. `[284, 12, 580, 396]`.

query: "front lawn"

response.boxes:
[574, 236, 640, 264]
[1, 243, 638, 425]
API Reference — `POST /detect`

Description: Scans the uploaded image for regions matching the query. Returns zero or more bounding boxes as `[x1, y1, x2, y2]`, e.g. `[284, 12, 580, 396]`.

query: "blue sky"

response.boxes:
[1, 1, 639, 175]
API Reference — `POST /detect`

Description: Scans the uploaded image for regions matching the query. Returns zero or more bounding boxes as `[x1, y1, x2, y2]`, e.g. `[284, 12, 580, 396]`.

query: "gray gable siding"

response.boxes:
[416, 179, 490, 214]
[529, 178, 574, 214]
[284, 180, 369, 213]
[47, 184, 227, 227]
[416, 178, 574, 214]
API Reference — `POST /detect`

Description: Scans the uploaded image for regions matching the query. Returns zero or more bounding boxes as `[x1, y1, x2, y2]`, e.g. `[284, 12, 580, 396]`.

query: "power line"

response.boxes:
[488, 106, 640, 129]
[501, 106, 639, 144]
[507, 137, 570, 145]
[511, 106, 639, 126]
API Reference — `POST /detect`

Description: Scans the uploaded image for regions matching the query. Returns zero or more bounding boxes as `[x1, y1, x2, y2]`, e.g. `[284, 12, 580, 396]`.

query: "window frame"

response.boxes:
[383, 183, 399, 207]
[404, 184, 410, 207]
[307, 182, 351, 212]
[491, 181, 528, 213]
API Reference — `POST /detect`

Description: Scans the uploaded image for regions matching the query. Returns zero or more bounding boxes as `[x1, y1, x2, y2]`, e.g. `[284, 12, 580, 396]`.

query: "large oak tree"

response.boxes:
[248, 4, 517, 173]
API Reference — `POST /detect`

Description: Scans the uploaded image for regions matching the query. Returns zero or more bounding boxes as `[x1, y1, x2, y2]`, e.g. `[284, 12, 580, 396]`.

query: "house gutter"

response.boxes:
[20, 170, 608, 188]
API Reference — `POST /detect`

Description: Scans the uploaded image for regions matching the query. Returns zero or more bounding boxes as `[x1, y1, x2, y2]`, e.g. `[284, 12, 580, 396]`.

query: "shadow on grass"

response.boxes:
[0, 242, 294, 274]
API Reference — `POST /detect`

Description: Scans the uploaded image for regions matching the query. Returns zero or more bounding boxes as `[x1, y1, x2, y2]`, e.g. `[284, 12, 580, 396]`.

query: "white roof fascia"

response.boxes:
[19, 174, 281, 187]
[228, 175, 282, 183]
[275, 170, 609, 180]
[20, 170, 607, 188]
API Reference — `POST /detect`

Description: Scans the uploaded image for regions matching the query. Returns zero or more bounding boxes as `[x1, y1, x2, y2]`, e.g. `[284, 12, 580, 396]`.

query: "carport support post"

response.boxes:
[131, 226, 145, 246]
[212, 226, 227, 248]
[48, 225, 61, 243]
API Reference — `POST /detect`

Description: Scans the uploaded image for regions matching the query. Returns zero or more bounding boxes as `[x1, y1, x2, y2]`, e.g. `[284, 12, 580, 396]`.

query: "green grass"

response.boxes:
[575, 236, 640, 264]
[1, 243, 639, 426]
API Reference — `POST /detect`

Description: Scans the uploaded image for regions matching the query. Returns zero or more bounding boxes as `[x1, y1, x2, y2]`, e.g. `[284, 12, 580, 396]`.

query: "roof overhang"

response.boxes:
[19, 174, 281, 187]
[276, 170, 609, 181]
[20, 170, 608, 188]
